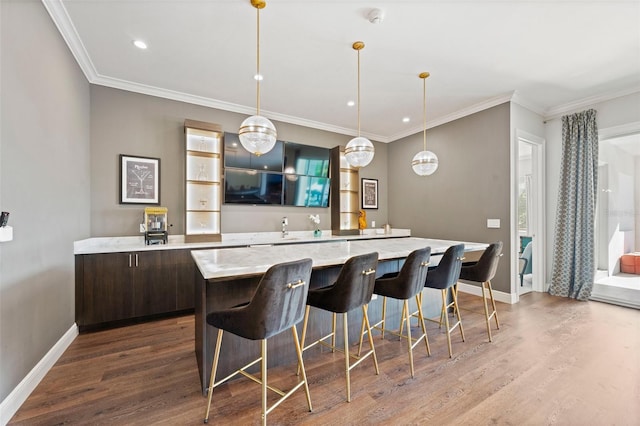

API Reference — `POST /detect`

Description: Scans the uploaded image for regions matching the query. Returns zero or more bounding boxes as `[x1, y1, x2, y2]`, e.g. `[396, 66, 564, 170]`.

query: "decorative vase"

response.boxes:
[313, 229, 322, 238]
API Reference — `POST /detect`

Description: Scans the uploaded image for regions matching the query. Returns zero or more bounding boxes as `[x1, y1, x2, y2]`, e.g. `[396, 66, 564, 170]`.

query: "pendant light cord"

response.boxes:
[357, 48, 361, 137]
[423, 76, 426, 151]
[256, 6, 261, 116]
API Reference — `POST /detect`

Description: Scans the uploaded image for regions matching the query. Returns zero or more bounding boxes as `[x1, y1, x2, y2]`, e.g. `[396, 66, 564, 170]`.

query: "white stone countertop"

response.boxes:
[73, 228, 412, 255]
[192, 237, 488, 280]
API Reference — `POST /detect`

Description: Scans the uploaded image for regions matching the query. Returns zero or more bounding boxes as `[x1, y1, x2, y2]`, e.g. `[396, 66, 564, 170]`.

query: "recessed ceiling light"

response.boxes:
[347, 100, 355, 107]
[133, 40, 147, 50]
[254, 74, 263, 81]
[402, 117, 410, 123]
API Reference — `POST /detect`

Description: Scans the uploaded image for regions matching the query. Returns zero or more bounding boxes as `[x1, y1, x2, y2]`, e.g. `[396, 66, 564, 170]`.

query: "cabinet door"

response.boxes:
[82, 253, 134, 325]
[174, 249, 196, 311]
[133, 251, 177, 317]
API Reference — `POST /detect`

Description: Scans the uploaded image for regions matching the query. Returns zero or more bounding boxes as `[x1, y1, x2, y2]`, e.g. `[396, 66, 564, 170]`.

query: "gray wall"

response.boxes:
[0, 0, 90, 402]
[388, 103, 511, 293]
[90, 86, 389, 237]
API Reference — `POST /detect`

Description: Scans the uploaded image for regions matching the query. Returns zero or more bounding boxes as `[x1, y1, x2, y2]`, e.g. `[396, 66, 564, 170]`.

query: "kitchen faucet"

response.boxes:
[282, 217, 288, 238]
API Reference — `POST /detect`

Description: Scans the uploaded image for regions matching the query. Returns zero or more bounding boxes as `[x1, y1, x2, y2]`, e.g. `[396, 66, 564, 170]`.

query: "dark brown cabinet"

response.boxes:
[78, 252, 135, 326]
[174, 249, 197, 311]
[133, 251, 176, 317]
[76, 249, 195, 330]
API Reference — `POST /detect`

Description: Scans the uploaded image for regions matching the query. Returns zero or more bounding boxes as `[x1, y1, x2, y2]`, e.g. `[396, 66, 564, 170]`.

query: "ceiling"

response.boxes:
[44, 0, 640, 143]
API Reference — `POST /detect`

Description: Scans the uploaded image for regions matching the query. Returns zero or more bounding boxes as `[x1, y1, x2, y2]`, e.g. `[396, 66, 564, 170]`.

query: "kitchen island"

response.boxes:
[192, 237, 487, 393]
[73, 229, 410, 330]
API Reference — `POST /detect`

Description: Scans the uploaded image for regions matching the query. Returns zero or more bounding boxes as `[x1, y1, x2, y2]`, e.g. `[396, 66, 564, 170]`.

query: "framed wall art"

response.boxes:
[361, 178, 378, 209]
[120, 154, 160, 204]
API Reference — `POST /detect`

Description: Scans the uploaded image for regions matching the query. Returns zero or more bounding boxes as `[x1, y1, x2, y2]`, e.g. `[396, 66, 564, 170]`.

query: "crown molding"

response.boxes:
[91, 74, 387, 142]
[544, 85, 640, 121]
[386, 92, 515, 142]
[42, 0, 98, 81]
[510, 90, 546, 116]
[599, 121, 640, 141]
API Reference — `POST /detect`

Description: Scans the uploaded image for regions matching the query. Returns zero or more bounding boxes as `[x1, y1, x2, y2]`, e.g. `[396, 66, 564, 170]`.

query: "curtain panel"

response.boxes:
[549, 109, 598, 300]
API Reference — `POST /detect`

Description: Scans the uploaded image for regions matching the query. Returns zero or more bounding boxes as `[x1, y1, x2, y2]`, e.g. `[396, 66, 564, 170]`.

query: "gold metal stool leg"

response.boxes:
[362, 304, 380, 375]
[415, 294, 431, 356]
[292, 326, 313, 412]
[332, 312, 337, 352]
[451, 285, 465, 342]
[481, 280, 500, 342]
[441, 289, 453, 358]
[343, 312, 351, 402]
[381, 296, 387, 338]
[487, 280, 500, 328]
[297, 306, 311, 376]
[261, 339, 267, 426]
[404, 300, 415, 377]
[204, 329, 223, 423]
[481, 281, 492, 342]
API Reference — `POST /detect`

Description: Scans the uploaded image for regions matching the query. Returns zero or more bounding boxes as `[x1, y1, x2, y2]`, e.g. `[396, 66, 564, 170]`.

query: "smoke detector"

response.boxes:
[367, 8, 385, 24]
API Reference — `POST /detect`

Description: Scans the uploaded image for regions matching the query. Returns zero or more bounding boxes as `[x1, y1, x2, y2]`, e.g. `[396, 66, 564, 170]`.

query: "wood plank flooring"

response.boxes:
[9, 292, 640, 425]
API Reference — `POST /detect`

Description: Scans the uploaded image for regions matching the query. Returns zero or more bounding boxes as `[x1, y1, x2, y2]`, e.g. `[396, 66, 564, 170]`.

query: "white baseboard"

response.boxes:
[457, 281, 518, 304]
[0, 323, 78, 426]
[589, 294, 640, 309]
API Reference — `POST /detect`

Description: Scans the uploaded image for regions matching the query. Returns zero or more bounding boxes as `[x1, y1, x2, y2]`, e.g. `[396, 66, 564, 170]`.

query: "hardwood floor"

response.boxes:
[9, 292, 640, 425]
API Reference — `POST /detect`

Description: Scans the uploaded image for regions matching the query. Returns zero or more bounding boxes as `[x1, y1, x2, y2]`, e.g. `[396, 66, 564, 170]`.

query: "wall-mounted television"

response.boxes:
[223, 133, 330, 207]
[224, 169, 283, 205]
[284, 176, 331, 207]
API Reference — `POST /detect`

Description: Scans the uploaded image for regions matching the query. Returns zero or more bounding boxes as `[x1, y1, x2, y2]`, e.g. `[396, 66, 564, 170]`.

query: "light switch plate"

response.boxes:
[0, 226, 13, 242]
[487, 219, 500, 228]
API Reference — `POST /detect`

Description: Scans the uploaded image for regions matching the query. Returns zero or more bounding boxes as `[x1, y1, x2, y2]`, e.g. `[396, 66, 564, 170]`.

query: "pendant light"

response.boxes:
[238, 0, 277, 156]
[412, 72, 438, 176]
[345, 41, 374, 168]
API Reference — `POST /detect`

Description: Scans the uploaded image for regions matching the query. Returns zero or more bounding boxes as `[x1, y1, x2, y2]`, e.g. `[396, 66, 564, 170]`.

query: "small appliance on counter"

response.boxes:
[144, 207, 168, 245]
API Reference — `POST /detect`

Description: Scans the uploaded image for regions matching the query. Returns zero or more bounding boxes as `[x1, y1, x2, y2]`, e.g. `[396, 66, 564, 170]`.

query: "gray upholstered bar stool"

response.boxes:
[299, 252, 379, 402]
[418, 243, 466, 358]
[203, 258, 313, 425]
[360, 247, 432, 378]
[459, 241, 503, 342]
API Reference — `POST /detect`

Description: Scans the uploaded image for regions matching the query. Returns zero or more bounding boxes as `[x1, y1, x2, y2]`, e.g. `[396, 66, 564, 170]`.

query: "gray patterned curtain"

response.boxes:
[549, 109, 598, 300]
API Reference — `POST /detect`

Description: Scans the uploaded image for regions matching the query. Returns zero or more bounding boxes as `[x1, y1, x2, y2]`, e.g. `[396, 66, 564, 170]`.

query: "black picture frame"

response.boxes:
[119, 154, 160, 204]
[361, 178, 378, 209]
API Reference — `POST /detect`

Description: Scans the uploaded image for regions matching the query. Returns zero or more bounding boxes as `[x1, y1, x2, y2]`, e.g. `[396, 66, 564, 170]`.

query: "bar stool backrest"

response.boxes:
[385, 247, 432, 299]
[425, 244, 465, 290]
[320, 252, 379, 313]
[460, 242, 503, 283]
[218, 258, 313, 340]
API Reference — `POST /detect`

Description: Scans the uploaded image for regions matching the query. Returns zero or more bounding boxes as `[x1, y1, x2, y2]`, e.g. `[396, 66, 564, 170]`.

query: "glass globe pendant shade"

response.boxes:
[412, 150, 439, 176]
[345, 136, 375, 168]
[238, 115, 277, 156]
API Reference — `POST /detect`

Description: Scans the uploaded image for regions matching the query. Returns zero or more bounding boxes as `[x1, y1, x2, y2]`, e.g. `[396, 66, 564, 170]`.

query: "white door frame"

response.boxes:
[512, 129, 546, 300]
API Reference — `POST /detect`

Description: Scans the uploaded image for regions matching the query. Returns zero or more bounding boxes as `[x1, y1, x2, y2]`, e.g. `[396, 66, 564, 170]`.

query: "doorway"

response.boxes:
[591, 129, 640, 309]
[514, 130, 545, 298]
